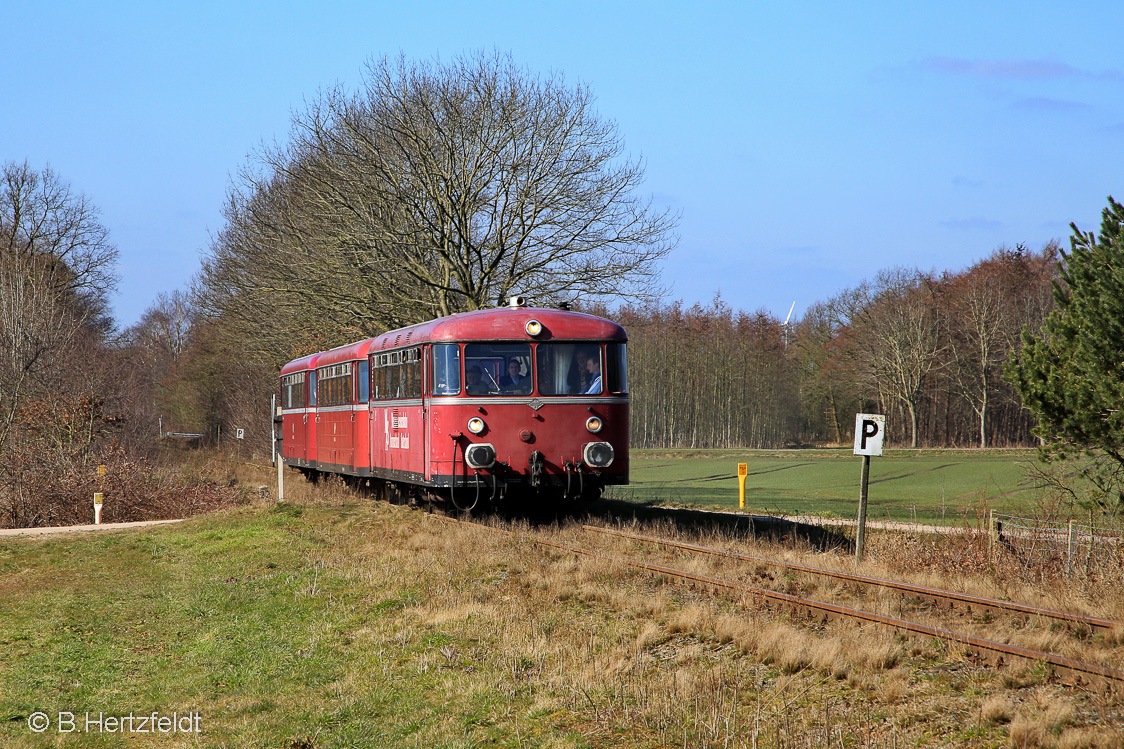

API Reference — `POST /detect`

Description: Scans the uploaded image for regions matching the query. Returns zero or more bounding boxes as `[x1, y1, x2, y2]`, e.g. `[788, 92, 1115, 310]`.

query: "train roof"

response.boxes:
[284, 306, 627, 370]
[371, 306, 626, 349]
[279, 351, 321, 376]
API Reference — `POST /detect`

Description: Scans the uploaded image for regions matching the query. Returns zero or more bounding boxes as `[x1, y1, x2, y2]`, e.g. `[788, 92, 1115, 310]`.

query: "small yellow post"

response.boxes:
[737, 463, 748, 509]
[95, 465, 107, 524]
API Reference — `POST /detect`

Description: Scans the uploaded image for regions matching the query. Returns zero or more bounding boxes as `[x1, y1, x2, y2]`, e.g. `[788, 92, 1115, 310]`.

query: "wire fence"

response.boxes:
[990, 511, 1124, 577]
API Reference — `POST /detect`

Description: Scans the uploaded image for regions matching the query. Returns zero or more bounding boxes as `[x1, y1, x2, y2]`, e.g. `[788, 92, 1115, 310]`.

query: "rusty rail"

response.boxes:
[528, 534, 1124, 687]
[584, 525, 1121, 634]
[428, 513, 1123, 686]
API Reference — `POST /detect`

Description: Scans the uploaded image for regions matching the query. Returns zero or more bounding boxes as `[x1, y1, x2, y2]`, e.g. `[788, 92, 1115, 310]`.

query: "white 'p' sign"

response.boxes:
[853, 414, 885, 457]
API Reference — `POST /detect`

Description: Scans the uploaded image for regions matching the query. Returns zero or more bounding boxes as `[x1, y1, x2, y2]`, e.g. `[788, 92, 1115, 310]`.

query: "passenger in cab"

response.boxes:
[499, 359, 530, 394]
[582, 352, 603, 395]
[568, 348, 592, 393]
[465, 365, 488, 395]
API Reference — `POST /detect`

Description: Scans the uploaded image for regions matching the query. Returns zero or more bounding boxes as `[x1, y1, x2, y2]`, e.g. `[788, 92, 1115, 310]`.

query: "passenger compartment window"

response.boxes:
[317, 362, 353, 406]
[371, 347, 421, 400]
[463, 343, 532, 396]
[281, 372, 307, 409]
[537, 343, 603, 396]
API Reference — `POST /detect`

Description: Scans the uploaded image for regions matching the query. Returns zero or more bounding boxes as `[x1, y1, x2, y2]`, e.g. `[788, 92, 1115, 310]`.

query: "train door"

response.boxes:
[281, 372, 307, 463]
[358, 358, 371, 474]
[307, 370, 319, 466]
[369, 353, 389, 478]
[423, 347, 431, 482]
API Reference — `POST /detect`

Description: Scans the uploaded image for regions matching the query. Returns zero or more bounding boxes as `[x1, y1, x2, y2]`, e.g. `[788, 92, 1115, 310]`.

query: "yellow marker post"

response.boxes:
[95, 465, 107, 524]
[737, 463, 748, 509]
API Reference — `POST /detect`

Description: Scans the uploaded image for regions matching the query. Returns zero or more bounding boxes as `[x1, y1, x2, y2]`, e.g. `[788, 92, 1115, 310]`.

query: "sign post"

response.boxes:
[94, 464, 107, 525]
[737, 463, 748, 509]
[853, 414, 885, 562]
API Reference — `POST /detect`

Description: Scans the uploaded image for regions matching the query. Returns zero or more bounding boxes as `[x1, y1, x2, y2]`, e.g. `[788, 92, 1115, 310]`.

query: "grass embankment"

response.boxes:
[615, 448, 1040, 524]
[1, 467, 1121, 747]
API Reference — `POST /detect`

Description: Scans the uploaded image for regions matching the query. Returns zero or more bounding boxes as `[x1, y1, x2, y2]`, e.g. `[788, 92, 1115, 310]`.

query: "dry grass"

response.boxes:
[300, 485, 1118, 745]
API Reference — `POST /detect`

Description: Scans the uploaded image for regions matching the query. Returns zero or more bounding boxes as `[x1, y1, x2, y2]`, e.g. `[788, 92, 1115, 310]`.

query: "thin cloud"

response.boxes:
[1013, 96, 1092, 112]
[941, 217, 1002, 232]
[923, 56, 1124, 82]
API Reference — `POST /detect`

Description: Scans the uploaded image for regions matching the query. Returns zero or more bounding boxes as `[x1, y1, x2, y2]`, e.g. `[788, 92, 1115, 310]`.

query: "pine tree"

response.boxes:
[1007, 197, 1124, 507]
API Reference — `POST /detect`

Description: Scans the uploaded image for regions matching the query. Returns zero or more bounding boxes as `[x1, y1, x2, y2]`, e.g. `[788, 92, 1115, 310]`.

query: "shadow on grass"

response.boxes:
[484, 495, 853, 553]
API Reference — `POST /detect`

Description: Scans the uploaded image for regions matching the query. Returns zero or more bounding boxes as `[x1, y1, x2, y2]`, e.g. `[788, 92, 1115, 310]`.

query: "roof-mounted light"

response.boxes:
[525, 319, 543, 337]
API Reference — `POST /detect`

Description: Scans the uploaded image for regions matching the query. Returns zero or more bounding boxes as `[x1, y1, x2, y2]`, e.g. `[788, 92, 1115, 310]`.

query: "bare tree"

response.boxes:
[199, 51, 677, 352]
[852, 268, 946, 448]
[1, 161, 117, 298]
[945, 244, 1058, 447]
[0, 162, 117, 453]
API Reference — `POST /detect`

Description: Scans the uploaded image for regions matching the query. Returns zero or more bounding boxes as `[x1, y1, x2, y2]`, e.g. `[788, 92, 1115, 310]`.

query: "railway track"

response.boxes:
[436, 513, 1124, 688]
[583, 524, 1120, 634]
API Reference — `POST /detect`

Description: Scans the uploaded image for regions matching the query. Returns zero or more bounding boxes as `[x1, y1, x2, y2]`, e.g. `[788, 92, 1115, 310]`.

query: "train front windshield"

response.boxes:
[433, 343, 533, 396]
[432, 342, 626, 396]
[537, 342, 627, 396]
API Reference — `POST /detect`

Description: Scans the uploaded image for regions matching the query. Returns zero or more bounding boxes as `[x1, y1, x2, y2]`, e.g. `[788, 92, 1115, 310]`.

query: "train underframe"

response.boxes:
[288, 458, 620, 511]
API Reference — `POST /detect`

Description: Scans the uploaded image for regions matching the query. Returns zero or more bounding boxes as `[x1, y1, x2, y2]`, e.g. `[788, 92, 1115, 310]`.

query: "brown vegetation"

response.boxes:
[272, 468, 1123, 747]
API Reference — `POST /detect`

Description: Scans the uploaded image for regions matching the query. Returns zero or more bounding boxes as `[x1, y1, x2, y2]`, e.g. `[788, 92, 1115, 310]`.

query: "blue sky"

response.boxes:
[3, 1, 1121, 327]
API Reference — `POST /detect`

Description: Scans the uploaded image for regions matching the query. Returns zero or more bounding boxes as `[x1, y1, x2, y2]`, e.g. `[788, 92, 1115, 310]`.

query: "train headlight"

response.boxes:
[525, 319, 543, 336]
[585, 416, 603, 433]
[467, 417, 486, 434]
[465, 443, 496, 469]
[583, 441, 614, 468]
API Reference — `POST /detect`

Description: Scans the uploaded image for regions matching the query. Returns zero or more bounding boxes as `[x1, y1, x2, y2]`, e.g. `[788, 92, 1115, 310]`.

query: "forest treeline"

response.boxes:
[617, 243, 1057, 450]
[138, 242, 1059, 454]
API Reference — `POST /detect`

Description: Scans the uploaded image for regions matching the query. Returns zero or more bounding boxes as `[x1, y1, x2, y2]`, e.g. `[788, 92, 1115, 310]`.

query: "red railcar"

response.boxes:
[279, 300, 628, 507]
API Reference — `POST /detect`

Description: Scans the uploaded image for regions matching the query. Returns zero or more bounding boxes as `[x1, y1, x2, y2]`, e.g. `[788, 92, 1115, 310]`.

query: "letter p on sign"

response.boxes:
[853, 414, 885, 457]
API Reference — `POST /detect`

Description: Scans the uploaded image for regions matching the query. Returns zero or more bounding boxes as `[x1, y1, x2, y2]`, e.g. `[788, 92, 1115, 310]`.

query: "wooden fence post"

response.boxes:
[1067, 519, 1077, 577]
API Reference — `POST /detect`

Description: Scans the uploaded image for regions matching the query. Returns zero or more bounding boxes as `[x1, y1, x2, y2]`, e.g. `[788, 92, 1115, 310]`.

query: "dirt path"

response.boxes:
[0, 519, 185, 537]
[785, 515, 965, 535]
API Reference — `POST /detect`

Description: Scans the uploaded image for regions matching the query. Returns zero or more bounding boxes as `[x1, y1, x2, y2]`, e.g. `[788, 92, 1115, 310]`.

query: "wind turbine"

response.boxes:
[783, 301, 796, 347]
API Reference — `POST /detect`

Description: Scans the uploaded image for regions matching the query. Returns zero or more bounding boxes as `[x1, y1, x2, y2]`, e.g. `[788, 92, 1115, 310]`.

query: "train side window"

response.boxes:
[317, 362, 353, 406]
[606, 343, 628, 394]
[358, 360, 369, 402]
[404, 356, 421, 397]
[308, 372, 317, 407]
[281, 372, 307, 409]
[432, 344, 461, 395]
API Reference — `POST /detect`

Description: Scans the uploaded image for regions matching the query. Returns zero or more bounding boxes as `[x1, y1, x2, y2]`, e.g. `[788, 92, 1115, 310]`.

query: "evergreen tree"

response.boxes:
[1007, 197, 1124, 508]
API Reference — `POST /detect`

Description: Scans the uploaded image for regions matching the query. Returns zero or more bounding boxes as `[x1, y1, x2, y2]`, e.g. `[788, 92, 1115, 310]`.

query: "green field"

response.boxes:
[611, 448, 1042, 524]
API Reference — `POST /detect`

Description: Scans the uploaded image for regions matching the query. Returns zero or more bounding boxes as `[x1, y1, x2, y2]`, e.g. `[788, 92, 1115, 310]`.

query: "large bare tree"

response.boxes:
[199, 51, 677, 350]
[850, 268, 946, 448]
[945, 244, 1058, 448]
[0, 161, 117, 453]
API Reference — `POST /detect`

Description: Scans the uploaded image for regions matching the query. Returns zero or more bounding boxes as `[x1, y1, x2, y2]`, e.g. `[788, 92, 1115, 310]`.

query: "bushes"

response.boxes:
[0, 448, 237, 528]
